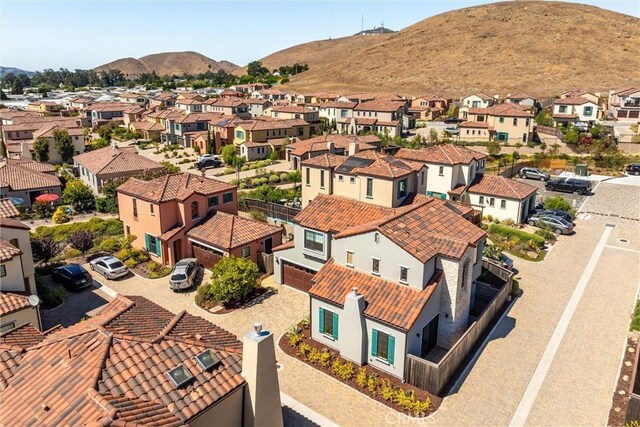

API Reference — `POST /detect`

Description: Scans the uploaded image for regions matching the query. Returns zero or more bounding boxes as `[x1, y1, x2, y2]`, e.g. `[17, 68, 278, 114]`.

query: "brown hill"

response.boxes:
[273, 1, 639, 97]
[95, 51, 238, 77]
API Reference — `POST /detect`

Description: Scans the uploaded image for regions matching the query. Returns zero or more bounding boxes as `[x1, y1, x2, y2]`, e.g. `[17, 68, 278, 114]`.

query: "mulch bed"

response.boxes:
[608, 335, 639, 426]
[278, 323, 442, 417]
[196, 286, 277, 315]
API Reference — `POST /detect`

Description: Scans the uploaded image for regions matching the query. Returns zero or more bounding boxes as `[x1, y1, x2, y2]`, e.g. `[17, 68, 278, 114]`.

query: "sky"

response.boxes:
[1, 0, 638, 71]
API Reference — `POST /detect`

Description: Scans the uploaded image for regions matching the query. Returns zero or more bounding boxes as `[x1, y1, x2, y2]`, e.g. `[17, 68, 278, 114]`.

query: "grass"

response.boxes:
[503, 247, 547, 263]
[631, 300, 640, 332]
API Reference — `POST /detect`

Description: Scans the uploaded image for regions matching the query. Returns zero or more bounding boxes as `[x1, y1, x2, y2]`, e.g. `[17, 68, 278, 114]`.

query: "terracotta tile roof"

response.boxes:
[186, 211, 282, 251]
[612, 87, 640, 97]
[287, 134, 380, 157]
[334, 150, 416, 179]
[272, 240, 294, 252]
[269, 105, 315, 114]
[467, 174, 537, 200]
[0, 295, 245, 425]
[0, 239, 21, 262]
[129, 121, 165, 132]
[0, 323, 47, 349]
[395, 145, 486, 166]
[73, 145, 164, 178]
[469, 103, 533, 118]
[117, 173, 235, 203]
[507, 92, 535, 100]
[355, 117, 378, 125]
[32, 125, 84, 139]
[0, 159, 61, 191]
[301, 153, 347, 169]
[0, 198, 20, 218]
[552, 113, 579, 119]
[460, 121, 489, 128]
[467, 92, 494, 101]
[237, 117, 308, 131]
[85, 102, 138, 113]
[0, 217, 30, 230]
[0, 292, 30, 317]
[310, 259, 442, 330]
[318, 101, 358, 109]
[354, 100, 404, 113]
[5, 156, 56, 174]
[554, 96, 593, 106]
[208, 98, 248, 108]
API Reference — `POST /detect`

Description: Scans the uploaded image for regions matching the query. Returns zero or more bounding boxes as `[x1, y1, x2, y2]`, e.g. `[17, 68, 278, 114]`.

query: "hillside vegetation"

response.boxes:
[95, 51, 238, 77]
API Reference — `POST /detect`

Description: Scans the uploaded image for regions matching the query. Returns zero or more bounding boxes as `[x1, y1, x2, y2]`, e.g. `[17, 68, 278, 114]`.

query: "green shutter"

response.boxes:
[319, 308, 325, 334]
[155, 237, 161, 256]
[440, 193, 446, 200]
[145, 234, 150, 252]
[387, 335, 395, 365]
[426, 191, 433, 196]
[332, 312, 339, 340]
[371, 329, 378, 357]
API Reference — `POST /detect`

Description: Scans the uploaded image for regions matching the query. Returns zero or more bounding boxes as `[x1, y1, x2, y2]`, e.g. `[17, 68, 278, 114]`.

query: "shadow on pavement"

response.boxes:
[41, 284, 111, 330]
[282, 406, 320, 427]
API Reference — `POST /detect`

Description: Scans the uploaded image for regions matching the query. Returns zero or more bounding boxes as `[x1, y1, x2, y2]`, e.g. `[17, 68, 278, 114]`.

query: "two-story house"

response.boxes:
[316, 101, 357, 127]
[148, 91, 177, 109]
[204, 99, 251, 118]
[30, 125, 85, 164]
[274, 193, 486, 380]
[251, 88, 289, 102]
[560, 89, 600, 105]
[608, 87, 640, 122]
[461, 93, 496, 109]
[244, 98, 273, 117]
[118, 93, 147, 107]
[175, 97, 206, 113]
[27, 101, 62, 116]
[462, 103, 534, 143]
[409, 94, 451, 121]
[233, 118, 310, 148]
[264, 105, 321, 135]
[173, 112, 224, 147]
[349, 100, 404, 137]
[0, 158, 61, 208]
[552, 96, 601, 126]
[286, 134, 381, 170]
[505, 92, 537, 109]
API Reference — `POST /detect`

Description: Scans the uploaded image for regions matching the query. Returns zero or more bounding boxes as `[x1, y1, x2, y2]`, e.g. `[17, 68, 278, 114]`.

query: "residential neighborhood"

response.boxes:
[0, 1, 639, 426]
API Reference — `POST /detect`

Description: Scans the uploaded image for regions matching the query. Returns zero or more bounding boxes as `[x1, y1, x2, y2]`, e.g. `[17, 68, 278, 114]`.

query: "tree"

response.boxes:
[53, 128, 74, 163]
[206, 256, 261, 306]
[221, 145, 237, 165]
[564, 127, 579, 145]
[544, 196, 575, 215]
[288, 170, 302, 190]
[159, 161, 180, 174]
[487, 140, 501, 157]
[247, 61, 269, 77]
[86, 137, 110, 151]
[428, 128, 439, 143]
[62, 179, 95, 212]
[51, 206, 69, 224]
[31, 236, 60, 264]
[68, 230, 94, 255]
[33, 136, 50, 162]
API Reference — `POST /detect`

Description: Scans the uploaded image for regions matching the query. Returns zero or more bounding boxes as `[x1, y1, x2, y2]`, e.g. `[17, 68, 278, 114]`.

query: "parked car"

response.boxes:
[89, 255, 128, 280]
[443, 117, 460, 124]
[532, 208, 574, 223]
[545, 177, 592, 195]
[169, 258, 200, 291]
[528, 214, 574, 235]
[51, 264, 93, 291]
[444, 126, 459, 135]
[519, 167, 550, 181]
[626, 164, 640, 176]
[195, 158, 222, 170]
[198, 154, 221, 162]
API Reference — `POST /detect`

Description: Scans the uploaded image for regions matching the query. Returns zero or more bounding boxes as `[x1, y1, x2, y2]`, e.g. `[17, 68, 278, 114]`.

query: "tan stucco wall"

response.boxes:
[189, 386, 244, 427]
[0, 306, 40, 331]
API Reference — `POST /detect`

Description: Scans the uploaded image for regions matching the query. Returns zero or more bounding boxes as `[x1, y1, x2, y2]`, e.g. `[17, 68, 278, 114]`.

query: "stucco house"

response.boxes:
[552, 96, 601, 126]
[316, 101, 357, 125]
[128, 121, 164, 141]
[462, 103, 534, 143]
[26, 100, 62, 116]
[505, 92, 537, 108]
[461, 174, 538, 223]
[461, 92, 496, 109]
[286, 134, 381, 170]
[203, 98, 251, 118]
[560, 89, 600, 105]
[409, 94, 451, 121]
[29, 125, 85, 163]
[608, 87, 640, 122]
[232, 118, 310, 149]
[244, 98, 273, 117]
[116, 173, 238, 266]
[347, 100, 405, 137]
[0, 158, 61, 208]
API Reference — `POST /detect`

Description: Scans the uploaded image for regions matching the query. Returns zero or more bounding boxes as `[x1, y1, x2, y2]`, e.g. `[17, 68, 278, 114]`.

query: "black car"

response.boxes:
[533, 209, 574, 223]
[443, 117, 460, 124]
[52, 264, 93, 291]
[545, 177, 592, 195]
[626, 164, 640, 176]
[195, 158, 222, 170]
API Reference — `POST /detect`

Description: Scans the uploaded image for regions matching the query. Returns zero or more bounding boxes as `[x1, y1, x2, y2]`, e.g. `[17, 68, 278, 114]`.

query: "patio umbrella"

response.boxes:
[35, 194, 60, 203]
[9, 197, 24, 205]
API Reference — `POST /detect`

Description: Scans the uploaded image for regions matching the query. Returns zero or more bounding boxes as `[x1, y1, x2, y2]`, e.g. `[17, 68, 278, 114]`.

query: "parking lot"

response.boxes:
[514, 176, 590, 209]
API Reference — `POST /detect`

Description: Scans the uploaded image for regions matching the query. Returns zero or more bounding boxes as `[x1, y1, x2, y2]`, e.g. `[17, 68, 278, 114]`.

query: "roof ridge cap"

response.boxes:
[153, 310, 187, 343]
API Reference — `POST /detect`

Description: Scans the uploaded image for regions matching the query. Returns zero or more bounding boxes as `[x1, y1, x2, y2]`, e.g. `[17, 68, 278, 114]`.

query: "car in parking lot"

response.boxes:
[197, 154, 221, 162]
[89, 255, 128, 280]
[519, 167, 550, 181]
[528, 214, 574, 235]
[626, 163, 640, 176]
[444, 126, 459, 135]
[195, 158, 222, 171]
[51, 264, 93, 291]
[545, 177, 593, 195]
[169, 258, 200, 291]
[532, 208, 574, 223]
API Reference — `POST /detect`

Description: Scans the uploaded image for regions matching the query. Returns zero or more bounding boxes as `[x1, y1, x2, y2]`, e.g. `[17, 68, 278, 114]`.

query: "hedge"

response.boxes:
[488, 224, 545, 249]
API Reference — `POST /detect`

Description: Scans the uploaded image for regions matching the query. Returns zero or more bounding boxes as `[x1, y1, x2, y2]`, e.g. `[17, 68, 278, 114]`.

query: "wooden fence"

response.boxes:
[536, 125, 564, 141]
[240, 198, 301, 223]
[405, 261, 512, 396]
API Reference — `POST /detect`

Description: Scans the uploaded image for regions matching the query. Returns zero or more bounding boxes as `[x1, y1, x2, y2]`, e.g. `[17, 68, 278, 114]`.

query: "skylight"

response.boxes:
[195, 350, 222, 371]
[166, 364, 194, 388]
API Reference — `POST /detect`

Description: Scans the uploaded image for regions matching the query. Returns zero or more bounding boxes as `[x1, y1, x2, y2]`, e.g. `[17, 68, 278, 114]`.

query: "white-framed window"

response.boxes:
[479, 196, 484, 204]
[371, 329, 395, 365]
[320, 170, 325, 189]
[346, 251, 354, 266]
[319, 307, 338, 340]
[438, 166, 444, 176]
[372, 258, 380, 275]
[500, 200, 506, 209]
[304, 230, 324, 252]
[366, 178, 373, 198]
[400, 266, 408, 283]
[350, 176, 356, 184]
[489, 198, 495, 207]
[338, 175, 344, 182]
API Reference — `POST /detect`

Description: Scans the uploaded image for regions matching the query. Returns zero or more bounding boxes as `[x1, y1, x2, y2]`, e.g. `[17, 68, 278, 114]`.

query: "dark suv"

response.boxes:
[626, 164, 640, 176]
[195, 158, 222, 171]
[545, 177, 592, 195]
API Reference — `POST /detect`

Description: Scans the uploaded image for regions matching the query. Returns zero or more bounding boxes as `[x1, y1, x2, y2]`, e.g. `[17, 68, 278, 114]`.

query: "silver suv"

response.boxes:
[520, 167, 550, 181]
[169, 258, 200, 291]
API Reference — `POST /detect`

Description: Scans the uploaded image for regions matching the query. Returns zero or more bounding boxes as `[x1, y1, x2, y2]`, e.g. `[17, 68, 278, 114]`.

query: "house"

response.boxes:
[232, 118, 310, 149]
[552, 97, 601, 126]
[116, 173, 238, 266]
[29, 125, 85, 163]
[317, 101, 357, 125]
[68, 97, 94, 110]
[409, 95, 451, 121]
[286, 134, 381, 170]
[505, 92, 537, 108]
[118, 92, 147, 107]
[461, 174, 538, 222]
[172, 112, 223, 146]
[0, 295, 283, 426]
[295, 92, 339, 104]
[462, 93, 496, 109]
[186, 210, 283, 269]
[84, 102, 136, 128]
[219, 89, 245, 98]
[26, 101, 62, 116]
[251, 88, 289, 102]
[349, 100, 405, 137]
[1, 117, 80, 146]
[143, 108, 184, 143]
[208, 115, 244, 152]
[244, 98, 273, 117]
[0, 198, 41, 332]
[0, 158, 61, 207]
[264, 105, 321, 134]
[560, 89, 600, 105]
[148, 91, 177, 109]
[73, 145, 165, 193]
[464, 103, 534, 143]
[128, 121, 164, 141]
[301, 149, 426, 208]
[238, 138, 290, 161]
[176, 97, 206, 113]
[608, 87, 640, 122]
[231, 83, 269, 94]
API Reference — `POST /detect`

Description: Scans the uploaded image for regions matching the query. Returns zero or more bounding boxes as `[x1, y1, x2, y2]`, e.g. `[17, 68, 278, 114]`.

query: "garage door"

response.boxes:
[282, 261, 316, 293]
[193, 244, 223, 269]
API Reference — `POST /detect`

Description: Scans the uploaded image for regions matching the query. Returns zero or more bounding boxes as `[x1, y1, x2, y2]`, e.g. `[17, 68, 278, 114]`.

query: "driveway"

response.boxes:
[514, 177, 589, 209]
[40, 282, 113, 330]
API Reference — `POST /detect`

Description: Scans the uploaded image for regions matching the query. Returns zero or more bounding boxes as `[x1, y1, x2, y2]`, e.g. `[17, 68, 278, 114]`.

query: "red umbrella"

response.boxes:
[35, 194, 60, 203]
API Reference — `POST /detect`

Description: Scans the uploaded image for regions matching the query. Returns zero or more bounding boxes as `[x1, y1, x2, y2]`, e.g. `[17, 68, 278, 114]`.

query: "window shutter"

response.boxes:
[440, 193, 446, 200]
[387, 335, 395, 365]
[145, 234, 150, 252]
[155, 237, 161, 256]
[332, 312, 339, 340]
[319, 308, 325, 334]
[371, 329, 378, 357]
[426, 191, 433, 196]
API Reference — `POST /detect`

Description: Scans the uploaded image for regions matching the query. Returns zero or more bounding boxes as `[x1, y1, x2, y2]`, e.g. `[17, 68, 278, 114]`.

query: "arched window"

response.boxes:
[191, 201, 199, 219]
[461, 260, 471, 289]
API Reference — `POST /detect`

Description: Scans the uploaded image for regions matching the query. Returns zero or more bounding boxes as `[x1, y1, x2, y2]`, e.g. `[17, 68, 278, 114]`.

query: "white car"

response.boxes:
[444, 126, 459, 135]
[90, 255, 128, 280]
[197, 154, 221, 162]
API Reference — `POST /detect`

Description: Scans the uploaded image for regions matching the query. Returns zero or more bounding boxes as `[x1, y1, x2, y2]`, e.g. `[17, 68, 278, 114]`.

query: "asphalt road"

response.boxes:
[514, 176, 589, 209]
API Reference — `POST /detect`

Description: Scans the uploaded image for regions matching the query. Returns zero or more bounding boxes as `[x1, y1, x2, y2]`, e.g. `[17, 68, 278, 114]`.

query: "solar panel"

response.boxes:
[336, 157, 374, 173]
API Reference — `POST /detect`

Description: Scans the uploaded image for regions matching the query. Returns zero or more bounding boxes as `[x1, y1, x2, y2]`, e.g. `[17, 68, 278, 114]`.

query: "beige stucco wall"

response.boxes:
[467, 192, 531, 223]
[189, 386, 243, 427]
[425, 163, 455, 196]
[460, 127, 490, 142]
[301, 167, 331, 207]
[0, 306, 40, 331]
[0, 226, 35, 292]
[0, 256, 24, 293]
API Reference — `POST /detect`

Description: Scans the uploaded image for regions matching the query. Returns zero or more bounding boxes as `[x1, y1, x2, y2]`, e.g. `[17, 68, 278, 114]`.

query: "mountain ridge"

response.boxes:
[94, 51, 239, 77]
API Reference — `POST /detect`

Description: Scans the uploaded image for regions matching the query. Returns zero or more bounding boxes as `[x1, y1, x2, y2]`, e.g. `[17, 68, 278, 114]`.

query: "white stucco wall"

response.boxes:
[468, 193, 528, 223]
[273, 226, 330, 284]
[425, 164, 454, 196]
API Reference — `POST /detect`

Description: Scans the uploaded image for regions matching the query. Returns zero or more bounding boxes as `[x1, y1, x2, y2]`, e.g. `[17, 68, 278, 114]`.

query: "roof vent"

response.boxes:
[166, 364, 195, 388]
[195, 350, 222, 372]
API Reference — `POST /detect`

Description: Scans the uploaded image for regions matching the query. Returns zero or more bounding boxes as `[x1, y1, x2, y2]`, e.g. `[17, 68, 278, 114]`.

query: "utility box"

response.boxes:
[575, 164, 589, 176]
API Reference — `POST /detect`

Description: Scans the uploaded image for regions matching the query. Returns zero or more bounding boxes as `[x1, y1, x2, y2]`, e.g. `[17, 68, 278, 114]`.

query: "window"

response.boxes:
[0, 322, 16, 333]
[397, 179, 408, 198]
[525, 118, 530, 127]
[420, 171, 425, 185]
[125, 225, 130, 236]
[349, 176, 356, 184]
[489, 197, 495, 207]
[584, 106, 593, 116]
[338, 175, 344, 182]
[500, 200, 506, 209]
[208, 196, 219, 207]
[235, 130, 245, 139]
[372, 258, 380, 275]
[499, 117, 504, 123]
[305, 167, 310, 185]
[320, 170, 325, 189]
[0, 265, 5, 277]
[304, 230, 324, 252]
[241, 246, 250, 258]
[523, 133, 528, 142]
[479, 196, 484, 204]
[438, 166, 444, 176]
[371, 329, 395, 364]
[145, 234, 160, 256]
[346, 251, 354, 266]
[366, 178, 373, 198]
[559, 105, 567, 113]
[191, 201, 199, 219]
[132, 198, 138, 217]
[400, 266, 408, 283]
[472, 130, 476, 135]
[461, 260, 470, 288]
[223, 192, 233, 204]
[150, 203, 155, 216]
[319, 307, 338, 340]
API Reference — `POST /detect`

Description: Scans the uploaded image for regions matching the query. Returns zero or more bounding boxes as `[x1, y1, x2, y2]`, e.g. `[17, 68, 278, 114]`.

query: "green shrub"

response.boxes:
[146, 261, 171, 278]
[35, 276, 65, 309]
[631, 300, 640, 332]
[544, 196, 575, 216]
[280, 173, 289, 181]
[308, 347, 322, 364]
[241, 165, 249, 172]
[224, 168, 235, 175]
[99, 236, 121, 253]
[205, 256, 260, 306]
[52, 206, 69, 224]
[255, 161, 266, 168]
[63, 247, 81, 259]
[288, 332, 303, 348]
[32, 218, 124, 243]
[367, 374, 378, 395]
[319, 349, 332, 367]
[298, 342, 312, 357]
[356, 368, 368, 388]
[124, 258, 138, 268]
[230, 179, 240, 185]
[239, 182, 247, 189]
[249, 210, 267, 222]
[269, 174, 280, 183]
[483, 243, 503, 262]
[251, 178, 261, 187]
[534, 228, 558, 243]
[95, 197, 118, 213]
[380, 379, 396, 401]
[489, 224, 545, 249]
[511, 278, 520, 297]
[259, 177, 269, 185]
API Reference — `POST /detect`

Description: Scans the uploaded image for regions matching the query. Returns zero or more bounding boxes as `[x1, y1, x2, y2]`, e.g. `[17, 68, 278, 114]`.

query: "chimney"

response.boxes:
[242, 322, 283, 427]
[348, 138, 360, 156]
[340, 288, 366, 364]
[326, 140, 336, 154]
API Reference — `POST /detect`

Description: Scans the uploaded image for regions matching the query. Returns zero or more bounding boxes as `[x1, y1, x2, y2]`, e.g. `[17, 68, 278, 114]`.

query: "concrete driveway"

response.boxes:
[514, 176, 589, 209]
[40, 282, 113, 330]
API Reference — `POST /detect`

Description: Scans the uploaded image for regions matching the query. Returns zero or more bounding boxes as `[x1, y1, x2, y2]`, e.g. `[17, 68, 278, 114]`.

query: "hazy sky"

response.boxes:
[1, 0, 638, 71]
